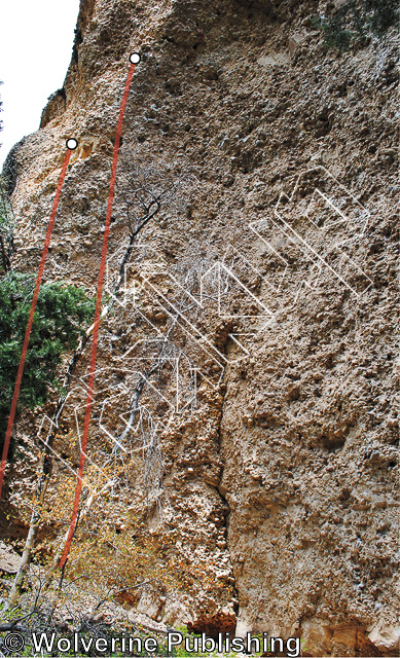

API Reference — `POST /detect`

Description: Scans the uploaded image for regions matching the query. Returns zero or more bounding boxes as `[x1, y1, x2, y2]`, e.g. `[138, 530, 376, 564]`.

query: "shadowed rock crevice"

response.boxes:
[187, 611, 237, 639]
[40, 89, 67, 129]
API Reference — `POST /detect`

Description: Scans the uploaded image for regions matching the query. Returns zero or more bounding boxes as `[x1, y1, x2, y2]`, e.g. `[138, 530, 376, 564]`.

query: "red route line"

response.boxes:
[0, 148, 72, 500]
[59, 63, 136, 569]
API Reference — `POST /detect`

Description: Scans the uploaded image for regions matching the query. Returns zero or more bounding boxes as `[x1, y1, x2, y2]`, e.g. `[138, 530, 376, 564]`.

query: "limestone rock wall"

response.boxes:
[2, 0, 399, 655]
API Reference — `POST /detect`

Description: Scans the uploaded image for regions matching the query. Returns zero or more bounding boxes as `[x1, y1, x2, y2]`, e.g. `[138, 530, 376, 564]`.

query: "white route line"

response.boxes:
[36, 162, 374, 503]
[200, 261, 275, 318]
[290, 165, 371, 231]
[141, 276, 229, 365]
[274, 209, 372, 297]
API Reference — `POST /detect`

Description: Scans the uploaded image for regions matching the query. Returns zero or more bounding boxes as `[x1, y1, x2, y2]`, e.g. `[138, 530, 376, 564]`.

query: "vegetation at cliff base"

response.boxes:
[0, 273, 95, 454]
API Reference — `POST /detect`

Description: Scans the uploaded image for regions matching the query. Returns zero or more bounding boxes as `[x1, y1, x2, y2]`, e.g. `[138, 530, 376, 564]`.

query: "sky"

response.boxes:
[0, 0, 80, 168]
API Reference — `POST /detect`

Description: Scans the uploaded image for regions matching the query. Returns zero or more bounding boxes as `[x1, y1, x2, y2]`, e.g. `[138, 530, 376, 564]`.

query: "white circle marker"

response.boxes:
[130, 52, 141, 65]
[66, 138, 78, 151]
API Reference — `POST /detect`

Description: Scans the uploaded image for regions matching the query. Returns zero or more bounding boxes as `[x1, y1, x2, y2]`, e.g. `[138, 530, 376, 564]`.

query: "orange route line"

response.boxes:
[0, 148, 73, 500]
[59, 62, 136, 569]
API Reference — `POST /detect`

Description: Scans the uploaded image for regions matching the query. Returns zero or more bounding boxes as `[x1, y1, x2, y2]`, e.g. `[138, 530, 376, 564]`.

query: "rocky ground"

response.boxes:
[1, 0, 399, 655]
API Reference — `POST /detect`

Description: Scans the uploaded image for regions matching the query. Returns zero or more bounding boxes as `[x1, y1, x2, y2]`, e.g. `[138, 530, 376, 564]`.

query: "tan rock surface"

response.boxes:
[0, 542, 21, 574]
[1, 0, 398, 655]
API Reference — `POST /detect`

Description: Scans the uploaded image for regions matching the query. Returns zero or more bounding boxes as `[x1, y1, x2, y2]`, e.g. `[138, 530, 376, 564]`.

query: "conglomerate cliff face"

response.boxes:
[2, 0, 399, 655]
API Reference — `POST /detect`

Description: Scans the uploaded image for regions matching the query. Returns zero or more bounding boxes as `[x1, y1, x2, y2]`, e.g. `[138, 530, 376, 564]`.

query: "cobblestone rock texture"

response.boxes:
[2, 0, 399, 655]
